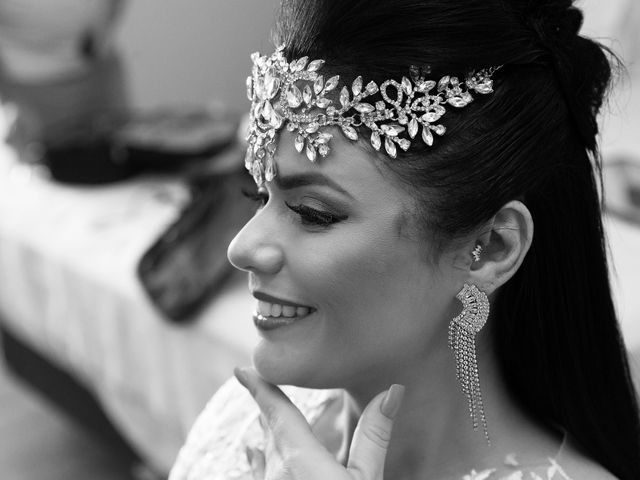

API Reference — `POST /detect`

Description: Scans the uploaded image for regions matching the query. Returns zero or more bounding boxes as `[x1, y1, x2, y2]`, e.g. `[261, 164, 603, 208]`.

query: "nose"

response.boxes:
[227, 211, 284, 275]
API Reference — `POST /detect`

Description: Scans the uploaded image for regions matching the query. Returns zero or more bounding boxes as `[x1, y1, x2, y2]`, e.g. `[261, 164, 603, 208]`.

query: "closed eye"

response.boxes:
[285, 202, 347, 227]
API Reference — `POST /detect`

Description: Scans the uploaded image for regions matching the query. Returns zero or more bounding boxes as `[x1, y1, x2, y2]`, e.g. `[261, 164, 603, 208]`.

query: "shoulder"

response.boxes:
[475, 458, 618, 480]
[516, 441, 619, 480]
[168, 377, 341, 480]
[474, 445, 619, 480]
[551, 445, 620, 480]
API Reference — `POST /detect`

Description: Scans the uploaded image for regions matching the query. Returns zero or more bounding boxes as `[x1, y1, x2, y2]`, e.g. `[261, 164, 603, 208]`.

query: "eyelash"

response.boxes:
[285, 202, 347, 227]
[242, 188, 346, 227]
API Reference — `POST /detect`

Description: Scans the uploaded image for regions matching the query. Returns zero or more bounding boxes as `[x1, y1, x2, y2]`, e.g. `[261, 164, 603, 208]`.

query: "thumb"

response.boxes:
[346, 384, 405, 480]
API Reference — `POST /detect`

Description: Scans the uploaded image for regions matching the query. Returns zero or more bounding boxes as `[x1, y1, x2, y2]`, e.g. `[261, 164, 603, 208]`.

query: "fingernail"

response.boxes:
[380, 384, 405, 419]
[258, 414, 267, 430]
[245, 446, 254, 464]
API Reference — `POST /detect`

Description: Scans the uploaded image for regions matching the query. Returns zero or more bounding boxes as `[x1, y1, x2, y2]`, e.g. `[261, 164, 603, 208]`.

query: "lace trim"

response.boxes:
[464, 457, 572, 479]
[168, 378, 339, 480]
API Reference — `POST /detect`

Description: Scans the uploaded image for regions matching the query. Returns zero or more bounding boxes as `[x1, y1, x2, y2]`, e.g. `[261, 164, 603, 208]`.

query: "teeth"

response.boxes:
[256, 300, 311, 318]
[282, 305, 296, 317]
[258, 300, 271, 317]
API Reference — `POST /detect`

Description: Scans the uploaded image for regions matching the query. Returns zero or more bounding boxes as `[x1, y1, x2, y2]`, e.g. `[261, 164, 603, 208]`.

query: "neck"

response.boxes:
[343, 331, 561, 479]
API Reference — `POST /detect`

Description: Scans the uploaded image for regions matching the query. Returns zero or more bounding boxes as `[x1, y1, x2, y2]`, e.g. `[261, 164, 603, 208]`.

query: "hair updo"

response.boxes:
[526, 0, 614, 153]
[273, 1, 640, 478]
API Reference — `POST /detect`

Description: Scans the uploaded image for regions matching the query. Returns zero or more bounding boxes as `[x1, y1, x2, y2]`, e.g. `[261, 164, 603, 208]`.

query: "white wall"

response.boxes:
[580, 0, 637, 63]
[580, 0, 640, 158]
[114, 0, 278, 109]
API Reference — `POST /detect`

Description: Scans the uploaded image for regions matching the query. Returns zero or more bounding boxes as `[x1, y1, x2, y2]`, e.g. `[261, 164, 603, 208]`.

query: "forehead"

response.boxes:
[270, 130, 397, 198]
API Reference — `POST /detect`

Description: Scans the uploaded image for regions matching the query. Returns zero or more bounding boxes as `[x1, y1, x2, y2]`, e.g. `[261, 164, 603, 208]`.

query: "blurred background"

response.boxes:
[0, 0, 638, 479]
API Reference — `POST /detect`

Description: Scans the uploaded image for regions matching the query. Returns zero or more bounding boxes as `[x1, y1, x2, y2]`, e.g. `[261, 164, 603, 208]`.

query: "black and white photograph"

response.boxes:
[0, 1, 639, 479]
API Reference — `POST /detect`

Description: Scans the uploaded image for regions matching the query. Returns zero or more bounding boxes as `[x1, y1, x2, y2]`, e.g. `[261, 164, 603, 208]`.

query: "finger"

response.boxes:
[234, 366, 319, 450]
[347, 384, 405, 480]
[246, 447, 266, 480]
[258, 413, 267, 432]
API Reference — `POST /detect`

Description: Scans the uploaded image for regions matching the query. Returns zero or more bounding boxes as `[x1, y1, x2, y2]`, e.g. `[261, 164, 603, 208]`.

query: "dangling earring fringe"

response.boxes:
[448, 283, 491, 445]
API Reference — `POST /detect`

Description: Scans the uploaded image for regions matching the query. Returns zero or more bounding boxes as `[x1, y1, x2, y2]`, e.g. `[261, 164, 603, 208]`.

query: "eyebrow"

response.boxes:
[274, 172, 354, 199]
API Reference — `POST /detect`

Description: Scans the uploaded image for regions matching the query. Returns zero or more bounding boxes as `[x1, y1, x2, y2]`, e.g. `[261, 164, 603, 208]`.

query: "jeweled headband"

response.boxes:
[245, 44, 499, 186]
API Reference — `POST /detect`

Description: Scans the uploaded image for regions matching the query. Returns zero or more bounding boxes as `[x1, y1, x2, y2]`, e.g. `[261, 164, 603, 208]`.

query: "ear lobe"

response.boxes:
[468, 200, 534, 295]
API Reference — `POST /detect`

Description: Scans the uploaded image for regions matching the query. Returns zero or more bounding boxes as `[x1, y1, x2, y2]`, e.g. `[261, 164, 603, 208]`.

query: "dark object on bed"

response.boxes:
[137, 167, 256, 322]
[45, 133, 136, 184]
[42, 107, 238, 184]
[117, 107, 238, 171]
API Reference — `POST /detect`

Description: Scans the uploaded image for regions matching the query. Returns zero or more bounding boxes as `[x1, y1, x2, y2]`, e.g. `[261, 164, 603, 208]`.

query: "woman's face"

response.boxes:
[228, 131, 462, 390]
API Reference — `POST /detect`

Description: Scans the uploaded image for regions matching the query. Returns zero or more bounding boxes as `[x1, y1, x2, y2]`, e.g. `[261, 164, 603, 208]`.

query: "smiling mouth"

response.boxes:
[256, 299, 312, 318]
[253, 299, 314, 331]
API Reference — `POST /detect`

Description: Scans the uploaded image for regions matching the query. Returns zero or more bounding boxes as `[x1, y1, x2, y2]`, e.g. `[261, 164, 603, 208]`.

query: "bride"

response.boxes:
[169, 0, 640, 478]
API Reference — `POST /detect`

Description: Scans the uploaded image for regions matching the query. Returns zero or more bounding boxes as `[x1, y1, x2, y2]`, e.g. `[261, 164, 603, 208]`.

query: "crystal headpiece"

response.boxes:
[245, 45, 498, 185]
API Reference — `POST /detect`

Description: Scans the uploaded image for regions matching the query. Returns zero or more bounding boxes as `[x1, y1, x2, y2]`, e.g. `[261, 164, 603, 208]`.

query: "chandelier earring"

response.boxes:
[448, 283, 491, 444]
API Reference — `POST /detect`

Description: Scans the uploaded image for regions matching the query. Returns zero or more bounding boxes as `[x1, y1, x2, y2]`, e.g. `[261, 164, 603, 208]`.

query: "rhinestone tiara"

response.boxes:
[245, 44, 499, 185]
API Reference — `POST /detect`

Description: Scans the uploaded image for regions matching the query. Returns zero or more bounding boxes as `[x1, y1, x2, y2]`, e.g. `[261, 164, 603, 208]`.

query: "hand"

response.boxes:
[234, 367, 405, 480]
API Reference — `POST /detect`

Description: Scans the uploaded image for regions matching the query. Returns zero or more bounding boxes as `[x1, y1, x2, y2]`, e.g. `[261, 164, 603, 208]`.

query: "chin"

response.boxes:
[252, 344, 309, 386]
[252, 342, 335, 389]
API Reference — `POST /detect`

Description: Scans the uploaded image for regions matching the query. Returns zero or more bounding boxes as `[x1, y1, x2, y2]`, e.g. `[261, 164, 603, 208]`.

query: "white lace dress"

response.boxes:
[168, 378, 572, 480]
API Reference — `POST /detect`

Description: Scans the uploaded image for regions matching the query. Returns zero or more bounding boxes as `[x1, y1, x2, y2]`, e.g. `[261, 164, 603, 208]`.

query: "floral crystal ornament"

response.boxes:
[245, 44, 499, 185]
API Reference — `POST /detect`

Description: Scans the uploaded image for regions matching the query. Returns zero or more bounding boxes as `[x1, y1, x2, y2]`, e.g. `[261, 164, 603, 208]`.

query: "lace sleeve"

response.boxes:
[168, 377, 339, 480]
[464, 458, 572, 480]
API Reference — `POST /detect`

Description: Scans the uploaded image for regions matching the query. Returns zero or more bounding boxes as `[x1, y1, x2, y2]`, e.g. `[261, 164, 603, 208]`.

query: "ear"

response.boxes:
[467, 200, 534, 296]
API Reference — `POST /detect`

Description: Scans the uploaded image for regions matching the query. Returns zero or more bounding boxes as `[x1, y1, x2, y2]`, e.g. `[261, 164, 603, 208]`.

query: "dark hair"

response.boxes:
[274, 0, 640, 478]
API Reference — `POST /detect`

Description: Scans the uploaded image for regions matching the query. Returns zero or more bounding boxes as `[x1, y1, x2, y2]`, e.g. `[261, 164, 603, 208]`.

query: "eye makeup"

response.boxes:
[285, 202, 348, 227]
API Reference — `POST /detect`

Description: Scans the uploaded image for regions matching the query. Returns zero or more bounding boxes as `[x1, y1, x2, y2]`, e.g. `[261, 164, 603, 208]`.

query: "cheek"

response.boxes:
[293, 222, 444, 357]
